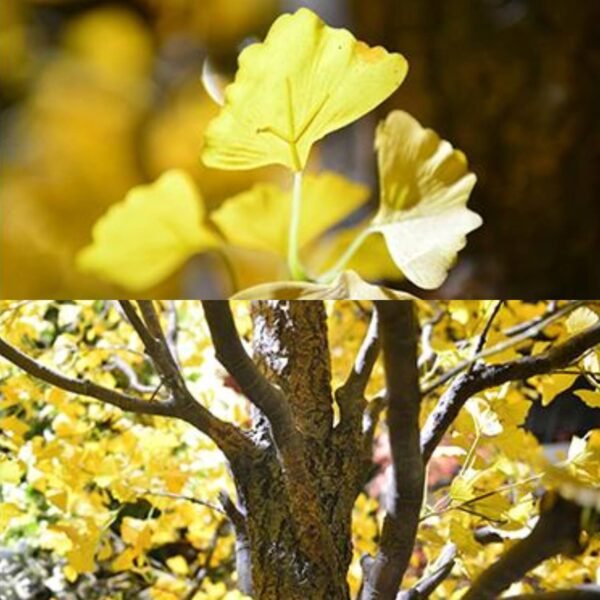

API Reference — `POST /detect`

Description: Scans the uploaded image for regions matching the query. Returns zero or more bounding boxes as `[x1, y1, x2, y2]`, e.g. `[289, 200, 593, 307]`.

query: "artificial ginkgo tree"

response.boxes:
[77, 8, 482, 298]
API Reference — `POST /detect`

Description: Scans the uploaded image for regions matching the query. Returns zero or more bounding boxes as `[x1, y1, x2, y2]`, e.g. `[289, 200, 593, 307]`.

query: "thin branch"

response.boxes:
[0, 337, 181, 417]
[467, 301, 503, 372]
[502, 300, 583, 337]
[342, 308, 380, 397]
[362, 395, 386, 457]
[164, 301, 180, 366]
[420, 474, 542, 523]
[336, 309, 380, 442]
[360, 301, 423, 600]
[397, 543, 456, 600]
[118, 301, 156, 351]
[104, 355, 158, 394]
[462, 494, 585, 599]
[132, 488, 225, 515]
[201, 301, 291, 435]
[136, 301, 185, 392]
[219, 490, 253, 596]
[418, 302, 444, 372]
[421, 322, 600, 463]
[183, 519, 230, 600]
[422, 301, 586, 396]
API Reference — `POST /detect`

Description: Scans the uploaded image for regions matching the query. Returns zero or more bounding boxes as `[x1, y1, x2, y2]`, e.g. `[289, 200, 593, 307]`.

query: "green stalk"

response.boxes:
[287, 171, 307, 280]
[316, 227, 371, 283]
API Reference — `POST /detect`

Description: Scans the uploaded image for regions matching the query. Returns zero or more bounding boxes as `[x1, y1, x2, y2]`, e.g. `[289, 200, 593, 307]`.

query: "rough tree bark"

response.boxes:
[227, 301, 369, 599]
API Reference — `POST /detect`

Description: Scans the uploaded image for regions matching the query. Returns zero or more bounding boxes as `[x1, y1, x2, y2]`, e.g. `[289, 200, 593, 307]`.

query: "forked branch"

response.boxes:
[0, 336, 179, 418]
[202, 300, 344, 584]
[421, 322, 600, 462]
[463, 493, 586, 599]
[201, 301, 292, 437]
[0, 309, 251, 461]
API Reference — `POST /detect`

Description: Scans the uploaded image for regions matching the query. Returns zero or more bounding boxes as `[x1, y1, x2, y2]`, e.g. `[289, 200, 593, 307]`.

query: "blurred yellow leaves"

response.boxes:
[214, 172, 369, 256]
[202, 8, 407, 171]
[0, 502, 25, 531]
[42, 518, 104, 580]
[113, 518, 155, 571]
[77, 170, 220, 291]
[0, 456, 24, 483]
[2, 4, 486, 297]
[61, 6, 153, 83]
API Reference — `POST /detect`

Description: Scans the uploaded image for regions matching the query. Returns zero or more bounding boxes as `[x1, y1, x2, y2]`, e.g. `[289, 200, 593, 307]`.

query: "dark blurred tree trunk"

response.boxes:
[351, 0, 600, 297]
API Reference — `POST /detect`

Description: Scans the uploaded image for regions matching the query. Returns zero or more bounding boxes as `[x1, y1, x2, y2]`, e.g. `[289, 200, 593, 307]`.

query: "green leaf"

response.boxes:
[202, 8, 408, 171]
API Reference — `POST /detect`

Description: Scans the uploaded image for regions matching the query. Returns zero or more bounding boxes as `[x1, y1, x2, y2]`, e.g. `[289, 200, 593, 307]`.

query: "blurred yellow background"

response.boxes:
[1, 0, 598, 297]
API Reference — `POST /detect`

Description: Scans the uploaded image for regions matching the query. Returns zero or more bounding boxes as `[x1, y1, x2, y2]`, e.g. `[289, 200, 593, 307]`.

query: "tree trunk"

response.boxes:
[227, 301, 364, 599]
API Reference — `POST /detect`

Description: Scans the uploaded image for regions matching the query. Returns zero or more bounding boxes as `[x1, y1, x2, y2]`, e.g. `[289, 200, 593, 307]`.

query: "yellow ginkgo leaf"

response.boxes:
[232, 270, 415, 300]
[211, 172, 369, 256]
[366, 110, 482, 290]
[574, 389, 600, 408]
[77, 170, 220, 291]
[566, 307, 599, 335]
[202, 8, 408, 171]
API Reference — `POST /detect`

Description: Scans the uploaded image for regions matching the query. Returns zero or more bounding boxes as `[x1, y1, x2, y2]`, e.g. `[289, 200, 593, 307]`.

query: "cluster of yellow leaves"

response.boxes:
[411, 300, 600, 597]
[0, 301, 245, 592]
[76, 7, 482, 298]
[1, 2, 277, 297]
[1, 300, 598, 599]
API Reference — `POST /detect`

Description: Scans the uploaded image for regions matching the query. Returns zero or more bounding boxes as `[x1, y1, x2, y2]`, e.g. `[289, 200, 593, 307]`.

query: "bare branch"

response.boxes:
[128, 301, 186, 394]
[118, 301, 156, 351]
[362, 395, 386, 458]
[422, 300, 586, 396]
[164, 301, 180, 365]
[343, 308, 380, 397]
[463, 494, 586, 599]
[421, 322, 600, 463]
[336, 309, 380, 443]
[0, 337, 179, 418]
[104, 355, 157, 394]
[397, 543, 456, 600]
[219, 491, 253, 596]
[133, 488, 225, 515]
[468, 300, 503, 369]
[201, 301, 290, 434]
[360, 301, 423, 600]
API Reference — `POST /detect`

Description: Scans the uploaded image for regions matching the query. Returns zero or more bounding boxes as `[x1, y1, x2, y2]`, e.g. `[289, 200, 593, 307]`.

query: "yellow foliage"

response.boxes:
[213, 172, 368, 259]
[0, 299, 598, 597]
[368, 111, 481, 289]
[202, 8, 407, 171]
[77, 170, 220, 291]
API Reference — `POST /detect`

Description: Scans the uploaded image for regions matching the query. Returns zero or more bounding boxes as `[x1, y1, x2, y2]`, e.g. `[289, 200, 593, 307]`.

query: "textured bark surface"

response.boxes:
[227, 301, 361, 599]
